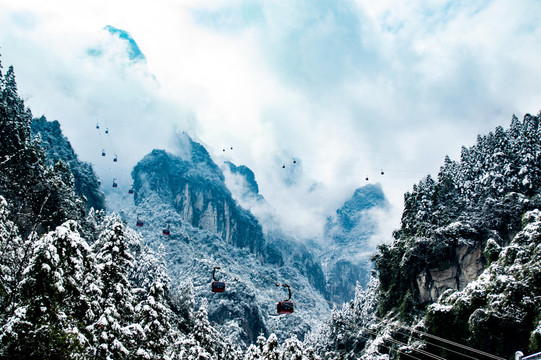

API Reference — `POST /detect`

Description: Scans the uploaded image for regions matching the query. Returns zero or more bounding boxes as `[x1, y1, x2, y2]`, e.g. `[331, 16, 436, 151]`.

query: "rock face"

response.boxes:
[416, 241, 485, 302]
[321, 183, 389, 303]
[132, 140, 266, 258]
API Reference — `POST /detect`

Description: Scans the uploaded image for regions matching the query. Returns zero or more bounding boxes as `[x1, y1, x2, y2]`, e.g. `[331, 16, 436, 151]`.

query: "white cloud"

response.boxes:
[1, 0, 540, 241]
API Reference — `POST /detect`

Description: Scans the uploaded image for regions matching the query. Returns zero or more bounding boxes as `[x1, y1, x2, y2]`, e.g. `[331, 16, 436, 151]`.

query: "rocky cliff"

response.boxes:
[131, 137, 266, 258]
[321, 183, 388, 303]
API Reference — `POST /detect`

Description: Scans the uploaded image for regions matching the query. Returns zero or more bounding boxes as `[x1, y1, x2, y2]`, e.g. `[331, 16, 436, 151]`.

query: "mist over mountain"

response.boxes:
[3, 49, 541, 359]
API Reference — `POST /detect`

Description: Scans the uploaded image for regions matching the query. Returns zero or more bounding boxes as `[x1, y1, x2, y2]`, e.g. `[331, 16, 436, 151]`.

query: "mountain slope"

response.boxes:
[31, 116, 106, 211]
[368, 112, 541, 359]
[106, 137, 332, 344]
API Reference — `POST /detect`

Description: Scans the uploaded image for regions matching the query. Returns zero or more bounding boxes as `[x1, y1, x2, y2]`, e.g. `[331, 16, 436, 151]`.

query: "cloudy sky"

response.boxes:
[1, 0, 540, 240]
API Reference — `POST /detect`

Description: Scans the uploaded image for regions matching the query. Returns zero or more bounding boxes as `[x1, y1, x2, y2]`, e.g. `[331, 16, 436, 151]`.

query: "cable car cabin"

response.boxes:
[102, 150, 106, 156]
[136, 219, 144, 227]
[128, 189, 134, 194]
[112, 179, 118, 188]
[162, 227, 170, 236]
[211, 281, 225, 293]
[277, 301, 294, 314]
[105, 128, 109, 134]
[113, 155, 118, 162]
[96, 124, 100, 129]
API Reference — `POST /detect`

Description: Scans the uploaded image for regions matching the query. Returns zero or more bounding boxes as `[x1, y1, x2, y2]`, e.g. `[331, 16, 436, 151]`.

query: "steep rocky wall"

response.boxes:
[416, 241, 485, 302]
[132, 148, 266, 259]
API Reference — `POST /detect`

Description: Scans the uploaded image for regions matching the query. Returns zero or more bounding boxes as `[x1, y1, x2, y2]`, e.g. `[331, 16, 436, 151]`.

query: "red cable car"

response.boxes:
[211, 266, 225, 293]
[277, 284, 294, 314]
[136, 214, 144, 227]
[163, 224, 170, 236]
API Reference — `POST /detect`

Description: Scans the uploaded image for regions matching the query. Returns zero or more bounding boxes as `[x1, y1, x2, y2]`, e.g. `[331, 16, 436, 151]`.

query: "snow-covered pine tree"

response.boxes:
[280, 334, 303, 360]
[0, 56, 85, 237]
[134, 279, 175, 359]
[192, 298, 240, 360]
[0, 196, 30, 317]
[169, 280, 196, 334]
[243, 343, 260, 360]
[91, 220, 137, 359]
[260, 333, 281, 360]
[1, 227, 83, 359]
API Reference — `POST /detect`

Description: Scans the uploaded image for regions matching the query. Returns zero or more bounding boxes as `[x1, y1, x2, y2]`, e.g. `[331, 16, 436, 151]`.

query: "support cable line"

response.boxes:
[375, 316, 506, 360]
[364, 328, 446, 360]
[389, 326, 480, 360]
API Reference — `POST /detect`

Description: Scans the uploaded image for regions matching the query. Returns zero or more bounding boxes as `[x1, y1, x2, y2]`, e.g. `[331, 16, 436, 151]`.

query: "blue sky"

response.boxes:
[1, 0, 540, 240]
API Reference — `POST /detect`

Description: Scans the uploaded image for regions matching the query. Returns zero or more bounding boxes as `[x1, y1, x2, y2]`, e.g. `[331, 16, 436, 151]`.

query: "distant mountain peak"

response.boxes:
[101, 25, 146, 62]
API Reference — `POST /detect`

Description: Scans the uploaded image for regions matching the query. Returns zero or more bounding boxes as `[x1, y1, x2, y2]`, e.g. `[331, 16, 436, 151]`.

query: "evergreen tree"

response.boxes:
[280, 334, 303, 360]
[1, 228, 82, 359]
[0, 57, 85, 237]
[260, 333, 281, 360]
[134, 280, 174, 359]
[91, 221, 136, 359]
[0, 196, 29, 316]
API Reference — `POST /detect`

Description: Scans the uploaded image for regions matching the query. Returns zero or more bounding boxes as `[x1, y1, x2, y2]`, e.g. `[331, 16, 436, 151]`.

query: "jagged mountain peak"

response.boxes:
[104, 25, 146, 62]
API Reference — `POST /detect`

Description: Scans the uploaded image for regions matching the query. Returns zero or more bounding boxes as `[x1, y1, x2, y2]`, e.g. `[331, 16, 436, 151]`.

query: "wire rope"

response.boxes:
[375, 316, 506, 360]
[364, 328, 446, 360]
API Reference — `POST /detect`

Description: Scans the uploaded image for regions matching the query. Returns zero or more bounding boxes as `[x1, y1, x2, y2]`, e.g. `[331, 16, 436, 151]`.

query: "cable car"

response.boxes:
[105, 128, 109, 134]
[211, 267, 225, 293]
[282, 165, 286, 169]
[365, 176, 369, 181]
[277, 284, 294, 314]
[293, 160, 297, 164]
[381, 169, 384, 175]
[128, 188, 134, 194]
[112, 178, 118, 188]
[96, 123, 100, 129]
[136, 214, 144, 227]
[113, 154, 118, 162]
[163, 224, 170, 236]
[102, 149, 106, 157]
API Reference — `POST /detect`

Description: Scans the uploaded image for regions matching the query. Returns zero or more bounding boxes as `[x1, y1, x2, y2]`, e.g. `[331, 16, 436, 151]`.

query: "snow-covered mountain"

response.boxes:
[31, 116, 105, 212]
[320, 183, 388, 304]
[102, 134, 334, 344]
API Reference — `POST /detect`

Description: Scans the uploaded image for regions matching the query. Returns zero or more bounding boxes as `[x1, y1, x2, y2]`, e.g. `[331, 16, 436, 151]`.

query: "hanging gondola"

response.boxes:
[102, 149, 106, 157]
[136, 214, 144, 227]
[113, 154, 118, 162]
[112, 178, 118, 188]
[381, 169, 384, 175]
[105, 128, 109, 134]
[211, 266, 225, 293]
[128, 188, 134, 194]
[162, 224, 170, 236]
[277, 283, 294, 314]
[96, 123, 100, 129]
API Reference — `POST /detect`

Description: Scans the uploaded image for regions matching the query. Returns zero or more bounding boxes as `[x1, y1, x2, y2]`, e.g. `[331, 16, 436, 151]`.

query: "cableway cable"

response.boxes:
[375, 316, 506, 360]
